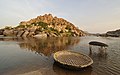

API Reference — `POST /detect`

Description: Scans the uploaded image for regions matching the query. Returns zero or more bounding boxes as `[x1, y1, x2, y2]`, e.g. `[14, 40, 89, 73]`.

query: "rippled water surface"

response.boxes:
[0, 36, 120, 75]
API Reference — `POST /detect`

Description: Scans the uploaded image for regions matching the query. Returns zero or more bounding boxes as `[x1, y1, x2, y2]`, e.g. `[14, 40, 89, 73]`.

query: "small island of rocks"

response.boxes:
[0, 14, 85, 38]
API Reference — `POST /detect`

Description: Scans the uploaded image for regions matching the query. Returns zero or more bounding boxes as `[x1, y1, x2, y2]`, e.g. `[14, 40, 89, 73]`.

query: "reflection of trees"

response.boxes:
[18, 37, 80, 56]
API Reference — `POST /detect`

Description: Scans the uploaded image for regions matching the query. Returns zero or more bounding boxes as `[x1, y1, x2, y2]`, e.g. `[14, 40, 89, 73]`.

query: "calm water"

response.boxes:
[0, 36, 120, 75]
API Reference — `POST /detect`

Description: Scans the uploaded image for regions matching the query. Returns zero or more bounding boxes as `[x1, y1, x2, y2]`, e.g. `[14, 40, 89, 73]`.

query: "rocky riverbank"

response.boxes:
[0, 14, 85, 38]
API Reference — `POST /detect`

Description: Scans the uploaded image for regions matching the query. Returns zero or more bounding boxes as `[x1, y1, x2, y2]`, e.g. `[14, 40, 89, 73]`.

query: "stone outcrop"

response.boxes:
[16, 30, 24, 37]
[1, 14, 85, 38]
[22, 31, 29, 38]
[33, 33, 47, 39]
[3, 29, 14, 36]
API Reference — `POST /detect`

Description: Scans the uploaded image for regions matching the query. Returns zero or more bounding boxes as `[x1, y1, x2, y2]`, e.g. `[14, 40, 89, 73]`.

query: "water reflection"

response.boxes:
[0, 36, 120, 75]
[0, 37, 80, 56]
[89, 46, 108, 60]
[53, 62, 95, 75]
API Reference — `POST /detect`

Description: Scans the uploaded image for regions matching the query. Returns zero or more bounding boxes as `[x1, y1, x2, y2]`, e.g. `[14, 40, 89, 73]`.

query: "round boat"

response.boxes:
[89, 41, 108, 47]
[53, 50, 93, 69]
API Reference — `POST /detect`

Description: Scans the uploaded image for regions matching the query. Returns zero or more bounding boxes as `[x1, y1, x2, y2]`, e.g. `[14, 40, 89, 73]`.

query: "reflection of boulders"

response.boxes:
[53, 62, 94, 75]
[0, 37, 18, 41]
[0, 36, 80, 56]
[18, 37, 80, 56]
[0, 36, 30, 43]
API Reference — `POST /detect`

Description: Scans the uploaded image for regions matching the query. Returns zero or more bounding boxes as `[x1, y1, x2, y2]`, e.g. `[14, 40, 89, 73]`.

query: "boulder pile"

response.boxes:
[1, 14, 85, 38]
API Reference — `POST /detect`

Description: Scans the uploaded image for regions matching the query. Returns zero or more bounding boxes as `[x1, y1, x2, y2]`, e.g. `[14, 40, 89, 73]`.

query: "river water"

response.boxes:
[0, 36, 120, 75]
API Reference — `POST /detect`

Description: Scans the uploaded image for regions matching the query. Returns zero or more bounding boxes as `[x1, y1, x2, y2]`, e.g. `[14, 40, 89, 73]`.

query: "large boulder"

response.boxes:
[13, 30, 18, 36]
[0, 29, 4, 35]
[22, 31, 29, 37]
[27, 31, 35, 37]
[3, 29, 14, 36]
[33, 33, 47, 39]
[17, 31, 24, 37]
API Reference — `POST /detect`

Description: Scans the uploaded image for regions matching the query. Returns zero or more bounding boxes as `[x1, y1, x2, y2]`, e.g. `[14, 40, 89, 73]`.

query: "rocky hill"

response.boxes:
[1, 14, 85, 38]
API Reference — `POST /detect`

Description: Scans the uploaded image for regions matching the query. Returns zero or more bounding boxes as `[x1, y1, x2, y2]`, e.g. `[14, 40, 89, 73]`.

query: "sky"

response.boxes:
[0, 0, 120, 33]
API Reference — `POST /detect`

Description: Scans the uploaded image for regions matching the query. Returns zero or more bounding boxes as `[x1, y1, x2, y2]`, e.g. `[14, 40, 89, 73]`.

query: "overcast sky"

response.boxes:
[0, 0, 120, 33]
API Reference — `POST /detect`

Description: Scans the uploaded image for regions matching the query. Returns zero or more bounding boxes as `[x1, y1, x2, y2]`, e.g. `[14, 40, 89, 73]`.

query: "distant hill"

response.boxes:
[92, 29, 120, 37]
[0, 14, 85, 38]
[106, 29, 120, 37]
